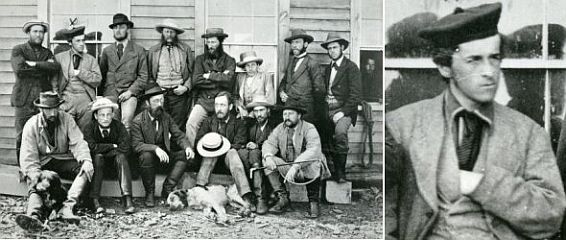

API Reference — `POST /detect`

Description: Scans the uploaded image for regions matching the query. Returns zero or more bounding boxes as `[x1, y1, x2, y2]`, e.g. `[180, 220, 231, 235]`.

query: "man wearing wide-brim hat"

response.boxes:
[386, 3, 566, 239]
[11, 19, 61, 167]
[262, 99, 331, 218]
[148, 18, 193, 133]
[100, 13, 148, 133]
[278, 28, 325, 124]
[234, 51, 276, 118]
[53, 24, 102, 131]
[186, 28, 236, 148]
[16, 91, 94, 231]
[130, 86, 195, 207]
[82, 97, 135, 214]
[319, 32, 362, 184]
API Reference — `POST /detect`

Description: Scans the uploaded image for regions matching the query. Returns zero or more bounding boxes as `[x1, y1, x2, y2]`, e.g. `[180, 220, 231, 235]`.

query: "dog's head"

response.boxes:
[29, 170, 66, 209]
[167, 189, 189, 211]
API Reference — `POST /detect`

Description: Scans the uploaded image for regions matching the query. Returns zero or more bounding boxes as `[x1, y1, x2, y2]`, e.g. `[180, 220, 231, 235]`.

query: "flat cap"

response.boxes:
[418, 3, 502, 48]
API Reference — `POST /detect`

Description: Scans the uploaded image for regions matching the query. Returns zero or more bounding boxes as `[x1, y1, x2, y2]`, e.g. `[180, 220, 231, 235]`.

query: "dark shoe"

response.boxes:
[256, 199, 268, 215]
[59, 204, 81, 223]
[243, 193, 256, 212]
[92, 198, 105, 214]
[305, 202, 320, 219]
[145, 193, 155, 208]
[268, 192, 289, 214]
[124, 196, 135, 214]
[15, 214, 44, 232]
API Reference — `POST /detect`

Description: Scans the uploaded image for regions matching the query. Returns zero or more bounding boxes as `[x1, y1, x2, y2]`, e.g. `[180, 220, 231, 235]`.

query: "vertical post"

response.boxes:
[278, 0, 291, 90]
[195, 0, 206, 56]
[38, 0, 49, 48]
[542, 0, 550, 133]
[350, 0, 362, 66]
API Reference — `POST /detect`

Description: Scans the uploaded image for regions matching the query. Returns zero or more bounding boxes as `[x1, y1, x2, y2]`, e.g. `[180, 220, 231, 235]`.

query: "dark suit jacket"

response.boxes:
[196, 114, 246, 150]
[83, 119, 130, 155]
[192, 52, 236, 113]
[247, 120, 277, 148]
[10, 42, 60, 107]
[100, 41, 148, 97]
[131, 110, 190, 154]
[148, 42, 194, 89]
[324, 57, 362, 125]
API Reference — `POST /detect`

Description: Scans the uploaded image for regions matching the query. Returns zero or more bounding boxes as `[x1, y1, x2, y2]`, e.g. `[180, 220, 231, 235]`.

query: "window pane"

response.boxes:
[362, 0, 383, 46]
[551, 70, 566, 152]
[547, 0, 566, 60]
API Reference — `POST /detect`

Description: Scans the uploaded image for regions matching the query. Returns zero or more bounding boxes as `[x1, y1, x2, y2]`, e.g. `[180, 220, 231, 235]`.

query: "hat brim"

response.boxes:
[33, 99, 65, 109]
[108, 21, 134, 29]
[237, 58, 263, 68]
[91, 103, 119, 112]
[201, 33, 228, 39]
[141, 89, 167, 100]
[284, 34, 314, 43]
[156, 25, 185, 34]
[23, 22, 49, 33]
[321, 39, 350, 50]
[246, 101, 273, 110]
[197, 136, 231, 158]
[281, 106, 307, 114]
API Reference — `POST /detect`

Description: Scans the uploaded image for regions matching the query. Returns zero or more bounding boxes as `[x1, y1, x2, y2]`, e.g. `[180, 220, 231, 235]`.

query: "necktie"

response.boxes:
[73, 54, 81, 70]
[102, 129, 110, 139]
[286, 128, 295, 162]
[455, 111, 483, 171]
[331, 62, 338, 70]
[117, 43, 124, 59]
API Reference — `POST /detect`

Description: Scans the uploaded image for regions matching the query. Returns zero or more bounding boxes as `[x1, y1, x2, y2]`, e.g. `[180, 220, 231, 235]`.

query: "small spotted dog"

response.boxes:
[167, 184, 251, 223]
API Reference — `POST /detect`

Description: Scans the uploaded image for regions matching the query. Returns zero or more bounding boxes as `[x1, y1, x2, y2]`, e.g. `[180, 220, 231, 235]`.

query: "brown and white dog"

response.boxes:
[29, 170, 67, 212]
[167, 184, 251, 223]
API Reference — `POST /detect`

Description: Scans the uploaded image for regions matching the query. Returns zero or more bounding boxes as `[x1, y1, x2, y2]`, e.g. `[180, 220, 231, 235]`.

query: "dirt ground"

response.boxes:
[0, 187, 382, 239]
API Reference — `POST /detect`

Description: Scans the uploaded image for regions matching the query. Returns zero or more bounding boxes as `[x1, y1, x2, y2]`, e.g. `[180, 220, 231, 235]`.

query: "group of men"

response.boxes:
[11, 13, 362, 231]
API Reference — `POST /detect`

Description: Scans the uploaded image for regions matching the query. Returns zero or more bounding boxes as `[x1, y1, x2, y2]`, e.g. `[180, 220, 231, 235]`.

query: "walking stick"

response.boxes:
[249, 160, 318, 179]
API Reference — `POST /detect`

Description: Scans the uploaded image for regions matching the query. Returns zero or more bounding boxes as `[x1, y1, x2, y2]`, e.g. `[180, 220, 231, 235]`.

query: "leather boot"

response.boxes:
[140, 167, 156, 207]
[17, 193, 45, 232]
[92, 198, 105, 214]
[269, 191, 290, 214]
[124, 195, 135, 214]
[256, 198, 268, 215]
[59, 173, 89, 223]
[333, 154, 348, 183]
[161, 160, 187, 199]
[305, 201, 320, 218]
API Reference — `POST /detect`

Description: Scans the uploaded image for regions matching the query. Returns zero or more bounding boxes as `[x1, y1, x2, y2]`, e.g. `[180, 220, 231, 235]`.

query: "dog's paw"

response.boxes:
[237, 208, 252, 218]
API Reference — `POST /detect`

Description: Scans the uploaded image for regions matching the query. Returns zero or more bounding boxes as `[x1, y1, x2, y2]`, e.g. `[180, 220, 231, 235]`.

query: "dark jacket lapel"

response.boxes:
[291, 57, 308, 82]
[142, 111, 156, 144]
[116, 42, 135, 69]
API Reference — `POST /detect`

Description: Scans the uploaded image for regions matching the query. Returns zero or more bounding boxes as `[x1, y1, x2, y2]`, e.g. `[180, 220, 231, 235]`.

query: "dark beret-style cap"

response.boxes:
[418, 3, 502, 48]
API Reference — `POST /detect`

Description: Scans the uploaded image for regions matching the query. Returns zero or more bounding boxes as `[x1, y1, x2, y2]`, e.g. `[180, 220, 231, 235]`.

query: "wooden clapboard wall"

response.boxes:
[0, 0, 39, 166]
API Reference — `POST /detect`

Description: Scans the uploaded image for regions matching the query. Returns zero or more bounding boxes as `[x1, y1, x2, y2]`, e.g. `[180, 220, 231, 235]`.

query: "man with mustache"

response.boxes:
[194, 91, 254, 210]
[17, 91, 93, 231]
[100, 13, 148, 132]
[130, 86, 195, 207]
[186, 28, 236, 148]
[236, 95, 278, 214]
[11, 19, 60, 166]
[148, 19, 193, 132]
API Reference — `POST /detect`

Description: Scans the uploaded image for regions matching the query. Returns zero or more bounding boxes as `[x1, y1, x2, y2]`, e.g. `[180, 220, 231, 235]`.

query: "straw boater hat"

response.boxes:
[108, 13, 134, 29]
[284, 29, 314, 43]
[22, 19, 49, 33]
[91, 97, 119, 112]
[246, 95, 273, 110]
[155, 18, 184, 34]
[320, 32, 350, 50]
[34, 91, 65, 109]
[237, 51, 263, 68]
[197, 132, 231, 158]
[201, 28, 228, 39]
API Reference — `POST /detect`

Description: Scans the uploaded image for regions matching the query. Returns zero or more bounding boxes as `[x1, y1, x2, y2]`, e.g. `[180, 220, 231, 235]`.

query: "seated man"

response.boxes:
[131, 86, 195, 207]
[16, 91, 94, 231]
[83, 97, 134, 214]
[262, 100, 331, 218]
[195, 91, 254, 209]
[237, 95, 277, 214]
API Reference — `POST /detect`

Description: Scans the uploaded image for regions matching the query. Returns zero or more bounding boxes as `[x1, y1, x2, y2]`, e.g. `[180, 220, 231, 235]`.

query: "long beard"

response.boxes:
[205, 44, 224, 59]
[114, 32, 128, 42]
[150, 107, 164, 118]
[289, 46, 307, 56]
[161, 35, 179, 46]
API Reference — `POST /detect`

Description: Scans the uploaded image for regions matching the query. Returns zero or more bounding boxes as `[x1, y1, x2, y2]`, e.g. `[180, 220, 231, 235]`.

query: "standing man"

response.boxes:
[83, 97, 134, 214]
[53, 25, 102, 130]
[262, 100, 331, 218]
[16, 91, 93, 231]
[187, 28, 236, 148]
[11, 19, 60, 165]
[131, 86, 195, 207]
[237, 95, 278, 214]
[386, 3, 566, 239]
[279, 29, 325, 124]
[100, 13, 149, 132]
[320, 33, 362, 183]
[195, 91, 254, 210]
[148, 19, 193, 132]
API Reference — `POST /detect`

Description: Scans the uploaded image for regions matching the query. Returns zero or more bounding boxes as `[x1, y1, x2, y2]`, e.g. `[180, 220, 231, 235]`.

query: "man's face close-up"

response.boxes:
[214, 95, 231, 119]
[147, 94, 164, 118]
[366, 59, 376, 72]
[448, 35, 502, 104]
[112, 24, 128, 41]
[27, 25, 45, 45]
[283, 109, 300, 128]
[206, 37, 220, 54]
[253, 106, 269, 124]
[162, 28, 177, 43]
[41, 108, 59, 124]
[326, 42, 343, 60]
[291, 38, 307, 56]
[71, 35, 85, 53]
[94, 107, 114, 128]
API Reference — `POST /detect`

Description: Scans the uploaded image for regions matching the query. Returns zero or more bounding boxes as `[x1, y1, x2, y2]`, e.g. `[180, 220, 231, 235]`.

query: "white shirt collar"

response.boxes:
[332, 55, 345, 68]
[116, 39, 128, 49]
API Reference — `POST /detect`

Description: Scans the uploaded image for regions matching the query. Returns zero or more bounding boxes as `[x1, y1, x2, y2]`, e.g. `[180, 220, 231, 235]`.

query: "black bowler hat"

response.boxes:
[418, 3, 502, 48]
[108, 13, 134, 29]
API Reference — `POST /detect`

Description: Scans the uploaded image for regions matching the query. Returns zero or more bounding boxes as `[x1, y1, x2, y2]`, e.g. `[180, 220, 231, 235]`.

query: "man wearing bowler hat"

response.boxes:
[320, 32, 362, 183]
[12, 19, 61, 166]
[53, 24, 102, 130]
[186, 28, 237, 148]
[131, 86, 195, 207]
[17, 91, 93, 231]
[100, 13, 149, 132]
[386, 3, 566, 239]
[148, 19, 193, 132]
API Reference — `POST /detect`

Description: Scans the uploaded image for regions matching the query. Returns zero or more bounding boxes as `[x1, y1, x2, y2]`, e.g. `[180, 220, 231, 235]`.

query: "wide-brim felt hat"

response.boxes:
[197, 132, 231, 158]
[34, 91, 65, 109]
[281, 99, 307, 114]
[108, 13, 134, 29]
[60, 26, 86, 41]
[284, 29, 314, 43]
[237, 51, 263, 67]
[155, 18, 185, 34]
[246, 95, 273, 110]
[418, 3, 502, 48]
[201, 28, 228, 39]
[22, 19, 49, 33]
[91, 96, 119, 112]
[141, 86, 167, 100]
[321, 32, 350, 50]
